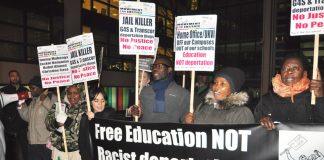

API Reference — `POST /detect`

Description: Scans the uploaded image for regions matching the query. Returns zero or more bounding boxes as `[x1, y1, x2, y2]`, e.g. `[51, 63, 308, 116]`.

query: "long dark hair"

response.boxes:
[89, 86, 105, 102]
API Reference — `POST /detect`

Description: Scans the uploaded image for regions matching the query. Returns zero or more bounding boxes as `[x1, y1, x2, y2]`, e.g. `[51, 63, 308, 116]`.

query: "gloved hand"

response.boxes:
[18, 100, 25, 105]
[56, 126, 63, 133]
[56, 112, 67, 124]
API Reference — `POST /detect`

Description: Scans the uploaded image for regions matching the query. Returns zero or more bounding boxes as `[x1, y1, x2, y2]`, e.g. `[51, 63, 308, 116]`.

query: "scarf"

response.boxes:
[151, 75, 173, 113]
[272, 72, 310, 103]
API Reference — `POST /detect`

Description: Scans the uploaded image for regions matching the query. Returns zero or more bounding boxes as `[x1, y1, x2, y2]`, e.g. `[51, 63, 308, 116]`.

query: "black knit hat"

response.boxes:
[29, 76, 42, 88]
[215, 67, 245, 93]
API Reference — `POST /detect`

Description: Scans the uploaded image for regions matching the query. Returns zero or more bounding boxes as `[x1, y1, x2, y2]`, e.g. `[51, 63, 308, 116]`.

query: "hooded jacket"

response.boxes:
[18, 93, 57, 144]
[194, 90, 255, 124]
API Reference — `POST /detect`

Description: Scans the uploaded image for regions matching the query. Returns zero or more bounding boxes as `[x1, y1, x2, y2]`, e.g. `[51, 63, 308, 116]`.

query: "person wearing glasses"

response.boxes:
[129, 55, 190, 123]
[254, 54, 324, 130]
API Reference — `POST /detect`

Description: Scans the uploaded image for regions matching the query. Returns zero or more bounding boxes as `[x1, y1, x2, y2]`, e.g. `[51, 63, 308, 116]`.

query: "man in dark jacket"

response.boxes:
[0, 70, 29, 160]
[254, 54, 324, 130]
[130, 56, 190, 123]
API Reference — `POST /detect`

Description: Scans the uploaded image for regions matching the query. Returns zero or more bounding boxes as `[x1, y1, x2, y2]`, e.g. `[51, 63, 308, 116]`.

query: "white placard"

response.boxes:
[66, 33, 98, 83]
[119, 1, 155, 55]
[37, 44, 72, 88]
[139, 37, 159, 72]
[174, 15, 217, 71]
[290, 0, 324, 36]
[279, 130, 324, 160]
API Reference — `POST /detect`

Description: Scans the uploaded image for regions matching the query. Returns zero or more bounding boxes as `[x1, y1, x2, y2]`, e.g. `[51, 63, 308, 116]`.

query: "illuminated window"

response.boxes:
[158, 6, 166, 16]
[166, 19, 173, 29]
[166, 10, 173, 20]
[166, 28, 173, 38]
[158, 47, 165, 55]
[83, 0, 91, 10]
[157, 6, 174, 38]
[110, 0, 119, 7]
[110, 7, 118, 20]
[93, 1, 108, 16]
[98, 0, 108, 3]
[83, 0, 119, 19]
[191, 0, 198, 11]
[82, 25, 91, 33]
[165, 48, 173, 58]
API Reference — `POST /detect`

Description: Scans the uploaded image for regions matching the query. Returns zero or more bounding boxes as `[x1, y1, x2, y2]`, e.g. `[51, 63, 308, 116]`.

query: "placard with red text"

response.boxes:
[119, 1, 155, 55]
[37, 44, 72, 88]
[139, 37, 159, 72]
[174, 15, 217, 71]
[290, 0, 324, 36]
[66, 33, 98, 83]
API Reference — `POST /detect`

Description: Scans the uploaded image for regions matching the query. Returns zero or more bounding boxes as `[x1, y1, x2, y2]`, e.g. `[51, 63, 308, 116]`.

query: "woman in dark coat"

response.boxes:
[79, 86, 118, 160]
[254, 54, 324, 130]
[185, 67, 254, 124]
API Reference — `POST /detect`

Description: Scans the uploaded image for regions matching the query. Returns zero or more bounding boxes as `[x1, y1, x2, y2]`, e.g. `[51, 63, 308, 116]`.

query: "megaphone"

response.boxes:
[0, 91, 32, 107]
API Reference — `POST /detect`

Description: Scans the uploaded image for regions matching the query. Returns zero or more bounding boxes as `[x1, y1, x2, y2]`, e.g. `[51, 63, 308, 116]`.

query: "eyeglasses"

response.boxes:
[150, 63, 170, 70]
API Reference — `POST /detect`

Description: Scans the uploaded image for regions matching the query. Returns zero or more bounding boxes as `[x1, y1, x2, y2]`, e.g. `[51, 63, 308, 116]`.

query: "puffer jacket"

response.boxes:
[194, 90, 255, 124]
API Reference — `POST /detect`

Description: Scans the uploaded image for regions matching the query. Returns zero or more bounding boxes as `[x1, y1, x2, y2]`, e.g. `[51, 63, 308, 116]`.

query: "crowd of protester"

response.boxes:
[0, 54, 323, 160]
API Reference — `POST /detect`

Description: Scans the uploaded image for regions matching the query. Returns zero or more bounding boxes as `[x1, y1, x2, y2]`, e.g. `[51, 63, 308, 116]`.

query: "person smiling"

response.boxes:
[45, 84, 86, 160]
[130, 55, 190, 123]
[184, 67, 254, 124]
[78, 86, 119, 160]
[254, 54, 324, 130]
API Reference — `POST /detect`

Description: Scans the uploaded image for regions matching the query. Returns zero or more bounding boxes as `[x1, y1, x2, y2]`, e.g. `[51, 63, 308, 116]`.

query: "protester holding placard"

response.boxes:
[254, 54, 324, 130]
[45, 84, 86, 160]
[184, 67, 254, 124]
[129, 56, 190, 123]
[79, 86, 119, 160]
[17, 76, 57, 160]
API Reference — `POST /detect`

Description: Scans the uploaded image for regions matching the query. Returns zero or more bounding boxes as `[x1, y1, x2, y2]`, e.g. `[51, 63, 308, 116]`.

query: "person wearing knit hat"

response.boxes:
[214, 67, 245, 93]
[184, 67, 254, 124]
[18, 76, 57, 160]
[29, 76, 42, 89]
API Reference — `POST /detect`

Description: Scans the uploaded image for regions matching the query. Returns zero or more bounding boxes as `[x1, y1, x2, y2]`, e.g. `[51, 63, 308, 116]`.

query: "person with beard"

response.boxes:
[0, 70, 29, 160]
[184, 67, 254, 124]
[17, 76, 57, 160]
[254, 54, 324, 130]
[129, 56, 190, 123]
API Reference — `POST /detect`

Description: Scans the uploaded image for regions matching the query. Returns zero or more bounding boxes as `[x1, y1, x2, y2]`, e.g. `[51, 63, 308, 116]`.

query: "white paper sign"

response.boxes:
[174, 15, 217, 71]
[66, 33, 98, 83]
[37, 44, 72, 88]
[279, 130, 324, 160]
[119, 1, 155, 55]
[139, 37, 159, 72]
[290, 0, 324, 36]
